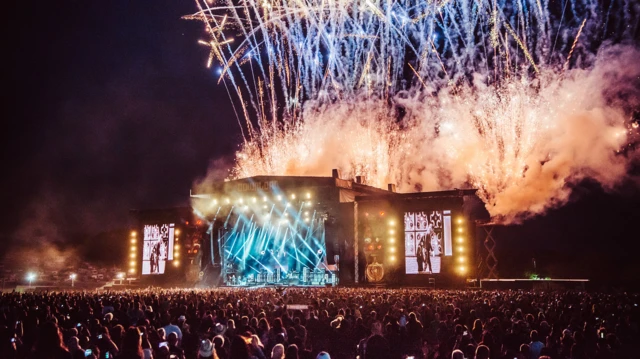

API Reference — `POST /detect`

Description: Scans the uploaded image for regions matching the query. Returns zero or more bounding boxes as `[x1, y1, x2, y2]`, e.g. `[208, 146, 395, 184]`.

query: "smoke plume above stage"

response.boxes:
[189, 0, 640, 223]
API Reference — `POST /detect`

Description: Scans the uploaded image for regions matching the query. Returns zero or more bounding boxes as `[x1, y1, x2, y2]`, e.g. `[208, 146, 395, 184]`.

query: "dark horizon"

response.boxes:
[5, 1, 640, 284]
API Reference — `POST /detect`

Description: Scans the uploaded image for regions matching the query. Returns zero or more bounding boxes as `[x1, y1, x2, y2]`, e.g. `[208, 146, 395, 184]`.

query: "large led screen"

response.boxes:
[404, 210, 452, 274]
[142, 223, 175, 275]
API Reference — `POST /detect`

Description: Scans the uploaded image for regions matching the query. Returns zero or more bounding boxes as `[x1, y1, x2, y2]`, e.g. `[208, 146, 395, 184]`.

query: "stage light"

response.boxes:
[243, 205, 249, 211]
[458, 247, 464, 252]
[174, 244, 180, 250]
[457, 218, 463, 224]
[130, 253, 135, 259]
[457, 237, 464, 243]
[389, 220, 395, 226]
[263, 196, 268, 202]
[390, 255, 396, 262]
[130, 231, 136, 237]
[304, 211, 309, 215]
[175, 229, 180, 236]
[304, 218, 310, 223]
[129, 261, 136, 267]
[390, 248, 396, 253]
[389, 229, 395, 235]
[239, 198, 244, 203]
[458, 257, 465, 263]
[306, 192, 311, 199]
[306, 201, 312, 207]
[291, 194, 296, 199]
[212, 199, 218, 206]
[129, 268, 135, 274]
[175, 252, 180, 258]
[130, 239, 136, 244]
[117, 273, 124, 279]
[389, 238, 395, 243]
[459, 266, 466, 273]
[69, 273, 77, 280]
[252, 197, 257, 203]
[265, 213, 271, 219]
[458, 228, 463, 233]
[173, 261, 180, 267]
[26, 272, 36, 287]
[277, 195, 282, 201]
[225, 198, 230, 204]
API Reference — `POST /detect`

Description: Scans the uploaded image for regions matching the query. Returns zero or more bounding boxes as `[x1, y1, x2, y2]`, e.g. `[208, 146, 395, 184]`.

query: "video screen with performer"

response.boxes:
[404, 210, 452, 274]
[142, 223, 175, 275]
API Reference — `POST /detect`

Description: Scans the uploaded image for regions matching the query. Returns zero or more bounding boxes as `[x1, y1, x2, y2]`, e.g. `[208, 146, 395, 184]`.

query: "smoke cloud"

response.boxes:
[222, 45, 640, 223]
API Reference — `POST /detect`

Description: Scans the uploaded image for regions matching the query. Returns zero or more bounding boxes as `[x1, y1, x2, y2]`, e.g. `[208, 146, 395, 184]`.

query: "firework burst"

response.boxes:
[189, 0, 640, 222]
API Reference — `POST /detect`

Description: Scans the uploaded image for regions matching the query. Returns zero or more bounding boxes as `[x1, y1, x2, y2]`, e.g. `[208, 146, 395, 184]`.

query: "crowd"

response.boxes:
[0, 288, 638, 359]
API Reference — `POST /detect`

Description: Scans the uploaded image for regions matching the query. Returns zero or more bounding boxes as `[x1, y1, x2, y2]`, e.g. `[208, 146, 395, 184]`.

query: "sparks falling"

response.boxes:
[189, 0, 640, 223]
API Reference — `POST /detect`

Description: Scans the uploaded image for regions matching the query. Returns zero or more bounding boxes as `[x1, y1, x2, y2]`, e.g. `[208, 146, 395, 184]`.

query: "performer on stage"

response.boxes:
[416, 236, 425, 272]
[424, 235, 433, 273]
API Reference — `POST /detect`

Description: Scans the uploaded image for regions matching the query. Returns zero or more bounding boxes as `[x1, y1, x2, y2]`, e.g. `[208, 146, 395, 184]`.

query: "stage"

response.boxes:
[129, 171, 478, 288]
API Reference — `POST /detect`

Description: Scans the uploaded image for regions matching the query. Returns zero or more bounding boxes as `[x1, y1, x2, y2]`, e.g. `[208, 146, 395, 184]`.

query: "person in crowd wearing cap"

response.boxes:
[198, 339, 217, 359]
[177, 316, 188, 332]
[315, 352, 330, 359]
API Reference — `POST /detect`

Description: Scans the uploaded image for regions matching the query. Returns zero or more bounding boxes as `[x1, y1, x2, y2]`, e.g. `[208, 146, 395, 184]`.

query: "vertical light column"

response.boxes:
[456, 218, 467, 276]
[129, 231, 137, 274]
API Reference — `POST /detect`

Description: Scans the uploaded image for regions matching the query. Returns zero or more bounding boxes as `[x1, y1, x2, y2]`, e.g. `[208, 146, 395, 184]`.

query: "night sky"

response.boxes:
[5, 1, 640, 284]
